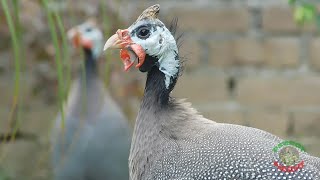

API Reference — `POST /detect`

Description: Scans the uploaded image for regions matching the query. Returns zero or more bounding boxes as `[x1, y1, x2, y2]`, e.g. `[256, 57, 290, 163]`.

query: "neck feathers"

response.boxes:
[143, 67, 171, 106]
[158, 50, 180, 89]
[65, 48, 103, 119]
[142, 52, 180, 107]
[83, 48, 98, 78]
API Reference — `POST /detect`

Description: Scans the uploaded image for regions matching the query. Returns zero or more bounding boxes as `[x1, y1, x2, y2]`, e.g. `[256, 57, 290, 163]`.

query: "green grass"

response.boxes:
[10, 0, 24, 144]
[41, 0, 66, 131]
[54, 11, 72, 95]
[0, 0, 22, 145]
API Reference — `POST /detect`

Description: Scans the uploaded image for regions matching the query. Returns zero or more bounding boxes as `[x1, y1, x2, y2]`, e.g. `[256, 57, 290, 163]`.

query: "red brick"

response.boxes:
[236, 76, 320, 107]
[168, 8, 249, 32]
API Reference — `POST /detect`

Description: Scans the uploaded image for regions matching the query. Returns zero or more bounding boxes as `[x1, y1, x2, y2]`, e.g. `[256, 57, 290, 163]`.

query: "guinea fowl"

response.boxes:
[51, 20, 131, 180]
[104, 4, 320, 180]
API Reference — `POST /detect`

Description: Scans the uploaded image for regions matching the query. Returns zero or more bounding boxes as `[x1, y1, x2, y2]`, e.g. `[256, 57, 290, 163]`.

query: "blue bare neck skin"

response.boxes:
[83, 48, 98, 79]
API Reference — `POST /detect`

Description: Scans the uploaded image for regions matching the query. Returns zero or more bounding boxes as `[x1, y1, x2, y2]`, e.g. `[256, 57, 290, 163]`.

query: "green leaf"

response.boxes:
[293, 4, 317, 25]
[294, 6, 306, 24]
[302, 4, 316, 21]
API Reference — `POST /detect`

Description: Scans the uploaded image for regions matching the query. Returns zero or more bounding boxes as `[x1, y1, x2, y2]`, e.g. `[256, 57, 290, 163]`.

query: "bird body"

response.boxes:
[129, 67, 320, 180]
[104, 4, 320, 180]
[51, 21, 131, 180]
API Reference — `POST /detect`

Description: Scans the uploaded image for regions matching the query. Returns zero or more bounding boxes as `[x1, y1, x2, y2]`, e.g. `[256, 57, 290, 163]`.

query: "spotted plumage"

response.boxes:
[130, 99, 320, 180]
[104, 4, 320, 180]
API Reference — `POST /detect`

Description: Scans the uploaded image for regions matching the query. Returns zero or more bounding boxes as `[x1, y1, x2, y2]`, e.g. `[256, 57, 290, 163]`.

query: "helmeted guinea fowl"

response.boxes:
[51, 20, 131, 180]
[104, 4, 320, 180]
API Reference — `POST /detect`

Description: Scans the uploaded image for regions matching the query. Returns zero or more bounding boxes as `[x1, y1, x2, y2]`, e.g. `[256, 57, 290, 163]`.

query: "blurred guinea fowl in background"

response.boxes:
[51, 20, 131, 180]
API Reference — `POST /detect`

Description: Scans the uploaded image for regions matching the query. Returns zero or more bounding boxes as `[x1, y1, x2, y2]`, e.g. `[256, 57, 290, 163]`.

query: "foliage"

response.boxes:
[288, 0, 320, 30]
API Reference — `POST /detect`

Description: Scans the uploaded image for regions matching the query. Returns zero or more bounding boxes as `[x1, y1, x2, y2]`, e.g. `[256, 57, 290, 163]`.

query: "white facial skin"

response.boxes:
[75, 22, 103, 59]
[128, 19, 180, 88]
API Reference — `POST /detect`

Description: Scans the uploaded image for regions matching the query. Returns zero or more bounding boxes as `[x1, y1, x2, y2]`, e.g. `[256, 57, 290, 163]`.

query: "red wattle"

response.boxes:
[120, 49, 134, 71]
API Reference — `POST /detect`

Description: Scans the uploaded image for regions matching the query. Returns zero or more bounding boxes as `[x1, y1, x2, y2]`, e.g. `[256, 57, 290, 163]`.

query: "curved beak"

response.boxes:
[104, 29, 131, 50]
[103, 33, 123, 50]
[104, 29, 146, 71]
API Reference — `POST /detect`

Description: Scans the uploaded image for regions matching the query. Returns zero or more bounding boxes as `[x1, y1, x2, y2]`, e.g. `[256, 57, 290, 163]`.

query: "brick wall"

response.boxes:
[0, 1, 319, 179]
[108, 0, 320, 156]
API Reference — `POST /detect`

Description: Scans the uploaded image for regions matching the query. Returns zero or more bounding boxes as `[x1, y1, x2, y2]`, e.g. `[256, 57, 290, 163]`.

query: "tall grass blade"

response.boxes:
[10, 0, 24, 143]
[54, 10, 72, 97]
[0, 0, 21, 142]
[41, 0, 66, 130]
[0, 0, 23, 163]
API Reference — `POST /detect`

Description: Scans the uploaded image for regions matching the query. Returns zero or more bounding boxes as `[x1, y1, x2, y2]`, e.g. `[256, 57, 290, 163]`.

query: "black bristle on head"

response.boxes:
[168, 17, 178, 36]
[168, 17, 183, 48]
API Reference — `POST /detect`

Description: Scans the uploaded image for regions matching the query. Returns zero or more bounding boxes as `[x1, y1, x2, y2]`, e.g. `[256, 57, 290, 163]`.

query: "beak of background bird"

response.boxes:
[67, 28, 93, 49]
[104, 29, 146, 71]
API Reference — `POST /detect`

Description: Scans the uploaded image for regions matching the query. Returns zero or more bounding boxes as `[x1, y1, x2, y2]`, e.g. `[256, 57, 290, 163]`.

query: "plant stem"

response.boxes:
[0, 0, 21, 144]
[53, 9, 71, 98]
[41, 0, 66, 130]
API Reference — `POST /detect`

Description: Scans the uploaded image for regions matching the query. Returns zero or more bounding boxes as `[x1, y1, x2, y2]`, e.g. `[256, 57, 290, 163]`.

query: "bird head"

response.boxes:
[68, 19, 103, 59]
[104, 4, 179, 79]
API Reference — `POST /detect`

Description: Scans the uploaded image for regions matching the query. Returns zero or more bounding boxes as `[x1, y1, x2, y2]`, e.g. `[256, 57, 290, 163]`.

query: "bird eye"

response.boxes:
[137, 27, 150, 39]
